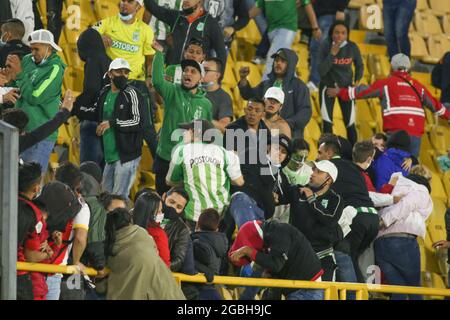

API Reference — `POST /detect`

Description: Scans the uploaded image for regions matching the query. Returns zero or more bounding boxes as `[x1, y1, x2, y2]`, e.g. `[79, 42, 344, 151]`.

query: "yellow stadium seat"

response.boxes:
[222, 59, 237, 89]
[356, 121, 375, 141]
[64, 66, 84, 92]
[443, 15, 450, 39]
[357, 43, 388, 57]
[297, 67, 309, 83]
[304, 118, 321, 142]
[428, 0, 450, 17]
[411, 72, 432, 85]
[332, 119, 348, 139]
[235, 19, 261, 46]
[367, 54, 390, 80]
[427, 198, 447, 243]
[429, 125, 448, 155]
[305, 137, 318, 161]
[332, 99, 343, 120]
[65, 0, 97, 27]
[416, 0, 430, 11]
[414, 10, 443, 39]
[349, 29, 367, 44]
[233, 61, 262, 88]
[443, 171, 450, 205]
[409, 33, 429, 59]
[430, 171, 448, 202]
[229, 40, 238, 62]
[94, 0, 120, 21]
[422, 271, 447, 300]
[426, 35, 450, 64]
[37, 0, 48, 27]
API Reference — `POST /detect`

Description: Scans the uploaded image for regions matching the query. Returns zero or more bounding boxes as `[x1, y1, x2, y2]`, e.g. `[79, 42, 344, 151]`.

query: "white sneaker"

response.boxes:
[251, 56, 266, 65]
[307, 81, 319, 93]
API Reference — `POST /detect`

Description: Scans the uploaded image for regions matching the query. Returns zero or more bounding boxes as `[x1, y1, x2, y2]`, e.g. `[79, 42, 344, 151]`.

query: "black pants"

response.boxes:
[129, 80, 158, 159]
[319, 84, 358, 146]
[153, 154, 171, 196]
[17, 274, 34, 300]
[46, 0, 64, 44]
[345, 213, 380, 282]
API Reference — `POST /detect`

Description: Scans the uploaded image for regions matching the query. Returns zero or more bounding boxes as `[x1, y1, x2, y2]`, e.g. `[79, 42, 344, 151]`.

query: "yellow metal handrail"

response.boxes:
[17, 262, 450, 300]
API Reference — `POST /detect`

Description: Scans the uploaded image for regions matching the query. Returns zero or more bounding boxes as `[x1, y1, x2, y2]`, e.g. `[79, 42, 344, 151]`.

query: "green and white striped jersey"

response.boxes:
[167, 142, 242, 222]
[149, 0, 183, 41]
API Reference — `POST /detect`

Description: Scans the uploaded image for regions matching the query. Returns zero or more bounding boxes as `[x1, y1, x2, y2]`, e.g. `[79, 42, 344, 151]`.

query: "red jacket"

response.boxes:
[338, 70, 450, 136]
[147, 225, 171, 268]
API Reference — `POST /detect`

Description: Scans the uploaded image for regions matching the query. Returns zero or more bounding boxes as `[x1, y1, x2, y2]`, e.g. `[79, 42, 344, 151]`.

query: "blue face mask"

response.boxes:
[119, 12, 134, 21]
[0, 34, 7, 46]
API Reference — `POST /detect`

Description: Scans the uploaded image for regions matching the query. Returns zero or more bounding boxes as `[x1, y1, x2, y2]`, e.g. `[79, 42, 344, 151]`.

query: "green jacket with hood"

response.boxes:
[15, 53, 66, 141]
[152, 51, 212, 161]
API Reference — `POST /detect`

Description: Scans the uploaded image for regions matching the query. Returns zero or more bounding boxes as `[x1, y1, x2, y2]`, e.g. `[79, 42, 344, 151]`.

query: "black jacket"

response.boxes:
[191, 231, 228, 279]
[330, 157, 375, 209]
[239, 48, 312, 138]
[289, 187, 344, 252]
[74, 28, 111, 115]
[74, 84, 145, 164]
[0, 39, 30, 68]
[165, 217, 193, 272]
[254, 220, 323, 295]
[431, 52, 450, 103]
[144, 0, 227, 66]
[312, 0, 350, 17]
[19, 109, 71, 154]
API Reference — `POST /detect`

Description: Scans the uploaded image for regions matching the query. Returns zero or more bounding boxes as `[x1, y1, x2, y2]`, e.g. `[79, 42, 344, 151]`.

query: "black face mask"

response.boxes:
[182, 5, 196, 16]
[181, 82, 199, 91]
[112, 75, 128, 90]
[163, 203, 180, 221]
[310, 177, 331, 193]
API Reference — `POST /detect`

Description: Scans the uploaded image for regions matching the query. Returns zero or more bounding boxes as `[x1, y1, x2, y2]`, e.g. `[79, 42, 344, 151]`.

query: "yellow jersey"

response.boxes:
[95, 15, 155, 81]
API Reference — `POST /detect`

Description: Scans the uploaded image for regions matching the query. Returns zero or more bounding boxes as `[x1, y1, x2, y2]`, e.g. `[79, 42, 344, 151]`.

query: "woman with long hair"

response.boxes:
[100, 208, 185, 300]
[133, 191, 171, 267]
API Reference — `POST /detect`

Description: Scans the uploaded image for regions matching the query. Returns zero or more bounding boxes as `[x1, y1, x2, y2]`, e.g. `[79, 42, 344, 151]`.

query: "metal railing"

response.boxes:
[16, 262, 450, 300]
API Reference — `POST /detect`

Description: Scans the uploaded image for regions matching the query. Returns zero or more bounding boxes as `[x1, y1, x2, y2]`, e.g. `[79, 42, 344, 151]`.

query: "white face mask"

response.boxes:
[155, 213, 165, 224]
[283, 161, 313, 186]
[119, 12, 134, 21]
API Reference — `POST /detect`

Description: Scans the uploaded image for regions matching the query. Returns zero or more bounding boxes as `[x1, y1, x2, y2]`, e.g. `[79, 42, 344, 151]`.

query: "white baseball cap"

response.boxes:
[391, 53, 411, 71]
[312, 160, 338, 183]
[264, 87, 285, 104]
[109, 58, 131, 71]
[28, 29, 62, 52]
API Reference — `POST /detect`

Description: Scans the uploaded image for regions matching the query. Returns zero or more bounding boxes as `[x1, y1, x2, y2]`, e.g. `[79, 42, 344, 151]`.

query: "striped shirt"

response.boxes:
[149, 0, 183, 41]
[167, 142, 242, 222]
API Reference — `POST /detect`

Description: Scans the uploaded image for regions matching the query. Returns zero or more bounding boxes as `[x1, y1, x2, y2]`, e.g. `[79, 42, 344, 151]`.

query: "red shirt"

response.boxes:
[360, 170, 376, 192]
[147, 225, 171, 268]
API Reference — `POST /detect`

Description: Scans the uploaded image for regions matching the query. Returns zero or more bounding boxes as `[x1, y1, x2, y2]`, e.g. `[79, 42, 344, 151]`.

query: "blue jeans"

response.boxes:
[309, 15, 336, 85]
[263, 28, 297, 80]
[287, 288, 324, 300]
[374, 236, 422, 300]
[102, 156, 141, 198]
[80, 120, 103, 165]
[46, 274, 63, 300]
[239, 266, 263, 300]
[334, 250, 357, 300]
[382, 0, 416, 58]
[229, 192, 265, 229]
[409, 135, 421, 158]
[20, 139, 56, 174]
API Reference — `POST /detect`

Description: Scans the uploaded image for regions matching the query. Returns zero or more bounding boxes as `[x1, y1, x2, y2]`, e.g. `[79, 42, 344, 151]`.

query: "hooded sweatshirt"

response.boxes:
[152, 51, 212, 161]
[239, 48, 312, 137]
[191, 231, 228, 277]
[14, 53, 66, 141]
[74, 28, 111, 115]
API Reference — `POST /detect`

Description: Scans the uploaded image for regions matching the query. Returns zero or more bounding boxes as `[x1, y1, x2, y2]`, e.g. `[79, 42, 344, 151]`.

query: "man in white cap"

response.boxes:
[76, 58, 146, 198]
[327, 53, 450, 157]
[263, 86, 292, 138]
[5, 29, 65, 173]
[289, 159, 344, 282]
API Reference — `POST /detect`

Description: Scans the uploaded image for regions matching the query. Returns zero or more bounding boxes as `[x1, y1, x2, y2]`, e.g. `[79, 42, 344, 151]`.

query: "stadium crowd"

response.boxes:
[1, 0, 450, 300]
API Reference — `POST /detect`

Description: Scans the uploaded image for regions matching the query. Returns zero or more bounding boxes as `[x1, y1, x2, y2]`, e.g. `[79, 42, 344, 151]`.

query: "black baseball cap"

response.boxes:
[181, 59, 205, 77]
[270, 49, 288, 61]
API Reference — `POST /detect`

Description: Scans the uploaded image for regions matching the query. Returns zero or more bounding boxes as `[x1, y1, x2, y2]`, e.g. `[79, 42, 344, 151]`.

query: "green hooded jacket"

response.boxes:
[152, 51, 212, 161]
[15, 53, 66, 141]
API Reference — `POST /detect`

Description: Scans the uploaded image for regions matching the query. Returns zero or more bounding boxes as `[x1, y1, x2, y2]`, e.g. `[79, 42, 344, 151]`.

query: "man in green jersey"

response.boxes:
[151, 40, 212, 196]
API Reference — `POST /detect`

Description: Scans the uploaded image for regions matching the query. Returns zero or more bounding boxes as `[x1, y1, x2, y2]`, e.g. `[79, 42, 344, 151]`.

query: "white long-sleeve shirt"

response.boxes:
[377, 173, 433, 239]
[10, 0, 34, 45]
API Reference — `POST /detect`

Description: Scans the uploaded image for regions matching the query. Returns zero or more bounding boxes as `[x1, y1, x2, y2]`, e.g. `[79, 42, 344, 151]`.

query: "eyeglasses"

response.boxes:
[204, 68, 220, 73]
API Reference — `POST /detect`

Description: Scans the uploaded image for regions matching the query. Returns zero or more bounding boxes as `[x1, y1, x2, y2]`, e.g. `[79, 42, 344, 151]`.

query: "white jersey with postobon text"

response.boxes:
[167, 142, 242, 222]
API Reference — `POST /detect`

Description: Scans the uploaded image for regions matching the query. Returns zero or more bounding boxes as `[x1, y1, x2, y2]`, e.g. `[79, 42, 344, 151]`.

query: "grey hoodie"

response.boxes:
[238, 48, 312, 138]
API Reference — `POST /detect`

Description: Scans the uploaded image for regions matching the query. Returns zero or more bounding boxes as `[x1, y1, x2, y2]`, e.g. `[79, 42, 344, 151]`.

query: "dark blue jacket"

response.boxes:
[373, 148, 411, 191]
